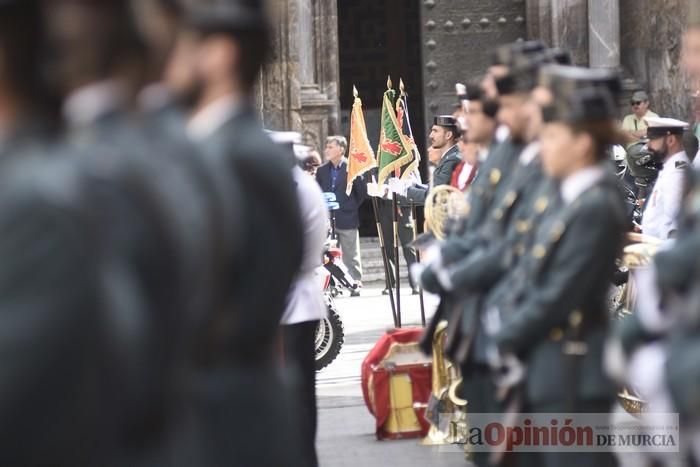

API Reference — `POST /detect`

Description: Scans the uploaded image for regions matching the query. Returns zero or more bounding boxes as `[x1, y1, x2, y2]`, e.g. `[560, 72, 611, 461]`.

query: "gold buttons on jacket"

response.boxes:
[532, 244, 546, 258]
[490, 169, 502, 185]
[549, 328, 564, 341]
[569, 310, 583, 328]
[516, 220, 531, 233]
[549, 221, 566, 242]
[503, 190, 517, 207]
[534, 196, 549, 214]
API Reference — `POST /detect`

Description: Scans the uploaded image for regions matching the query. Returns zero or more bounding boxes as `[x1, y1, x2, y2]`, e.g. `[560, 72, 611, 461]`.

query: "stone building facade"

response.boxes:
[258, 0, 693, 154]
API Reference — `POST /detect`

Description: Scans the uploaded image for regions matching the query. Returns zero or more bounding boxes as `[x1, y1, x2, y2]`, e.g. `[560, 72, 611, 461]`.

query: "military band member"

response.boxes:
[640, 117, 691, 240]
[417, 54, 562, 467]
[491, 81, 626, 467]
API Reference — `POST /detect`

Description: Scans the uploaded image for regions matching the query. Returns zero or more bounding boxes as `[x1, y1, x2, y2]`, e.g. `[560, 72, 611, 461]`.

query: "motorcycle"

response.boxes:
[322, 241, 359, 297]
[315, 265, 345, 371]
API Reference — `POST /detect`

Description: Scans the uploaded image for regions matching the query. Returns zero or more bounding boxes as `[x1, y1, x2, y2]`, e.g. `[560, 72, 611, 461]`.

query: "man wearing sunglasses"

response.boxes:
[622, 90, 659, 144]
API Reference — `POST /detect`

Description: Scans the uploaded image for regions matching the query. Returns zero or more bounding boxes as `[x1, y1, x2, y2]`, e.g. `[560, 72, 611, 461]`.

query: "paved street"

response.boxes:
[316, 285, 471, 467]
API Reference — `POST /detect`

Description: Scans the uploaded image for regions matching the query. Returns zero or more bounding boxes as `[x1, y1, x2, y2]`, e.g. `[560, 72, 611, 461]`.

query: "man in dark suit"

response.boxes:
[316, 135, 367, 294]
[166, 1, 304, 465]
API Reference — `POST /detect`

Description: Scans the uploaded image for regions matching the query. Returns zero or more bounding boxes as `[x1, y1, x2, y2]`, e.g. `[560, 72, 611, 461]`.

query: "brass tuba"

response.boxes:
[424, 185, 469, 240]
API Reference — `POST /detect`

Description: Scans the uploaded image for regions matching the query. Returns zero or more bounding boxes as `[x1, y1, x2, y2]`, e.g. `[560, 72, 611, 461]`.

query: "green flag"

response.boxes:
[376, 77, 415, 186]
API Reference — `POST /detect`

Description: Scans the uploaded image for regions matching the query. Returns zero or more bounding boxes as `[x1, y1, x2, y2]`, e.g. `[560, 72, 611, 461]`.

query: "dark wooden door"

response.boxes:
[420, 0, 527, 130]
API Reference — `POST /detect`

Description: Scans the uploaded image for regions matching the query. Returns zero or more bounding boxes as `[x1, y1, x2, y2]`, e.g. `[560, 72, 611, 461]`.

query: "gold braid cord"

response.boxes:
[424, 185, 469, 240]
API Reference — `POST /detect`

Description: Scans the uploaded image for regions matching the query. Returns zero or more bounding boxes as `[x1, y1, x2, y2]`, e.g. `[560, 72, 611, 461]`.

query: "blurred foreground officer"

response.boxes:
[493, 81, 626, 467]
[166, 1, 304, 465]
[641, 117, 690, 240]
[273, 133, 329, 467]
[0, 2, 110, 465]
[44, 2, 249, 465]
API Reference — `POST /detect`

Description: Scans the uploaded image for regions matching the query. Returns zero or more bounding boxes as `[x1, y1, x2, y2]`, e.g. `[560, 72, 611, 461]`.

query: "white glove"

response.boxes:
[388, 178, 410, 197]
[366, 182, 388, 198]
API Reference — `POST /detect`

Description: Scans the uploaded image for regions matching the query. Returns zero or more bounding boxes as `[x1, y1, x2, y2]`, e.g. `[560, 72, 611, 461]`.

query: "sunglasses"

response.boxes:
[631, 101, 645, 106]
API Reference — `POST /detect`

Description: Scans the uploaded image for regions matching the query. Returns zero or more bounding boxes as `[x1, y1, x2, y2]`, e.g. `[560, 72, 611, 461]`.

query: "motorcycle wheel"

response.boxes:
[315, 305, 344, 371]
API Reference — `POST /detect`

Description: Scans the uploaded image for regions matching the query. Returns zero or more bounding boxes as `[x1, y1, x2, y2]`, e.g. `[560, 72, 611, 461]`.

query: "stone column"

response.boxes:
[588, 0, 620, 68]
[526, 0, 553, 45]
[258, 0, 340, 150]
[551, 0, 589, 65]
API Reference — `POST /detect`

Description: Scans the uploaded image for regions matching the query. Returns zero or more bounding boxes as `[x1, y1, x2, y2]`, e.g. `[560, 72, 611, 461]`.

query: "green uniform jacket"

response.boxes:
[405, 145, 461, 205]
[441, 139, 524, 264]
[495, 170, 626, 407]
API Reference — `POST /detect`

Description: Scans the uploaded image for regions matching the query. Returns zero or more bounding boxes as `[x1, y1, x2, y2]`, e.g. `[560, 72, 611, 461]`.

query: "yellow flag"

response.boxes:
[346, 86, 377, 195]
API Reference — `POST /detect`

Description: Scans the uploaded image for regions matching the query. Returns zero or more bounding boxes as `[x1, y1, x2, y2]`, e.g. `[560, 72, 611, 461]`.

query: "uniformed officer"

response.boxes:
[0, 2, 113, 465]
[490, 80, 626, 467]
[640, 117, 691, 240]
[607, 169, 700, 467]
[166, 1, 304, 465]
[44, 2, 253, 465]
[388, 115, 462, 203]
[414, 46, 563, 363]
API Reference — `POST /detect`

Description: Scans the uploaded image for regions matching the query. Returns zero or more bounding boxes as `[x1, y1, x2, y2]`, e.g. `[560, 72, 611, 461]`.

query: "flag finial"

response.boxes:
[387, 76, 393, 90]
[399, 78, 405, 96]
[353, 85, 358, 98]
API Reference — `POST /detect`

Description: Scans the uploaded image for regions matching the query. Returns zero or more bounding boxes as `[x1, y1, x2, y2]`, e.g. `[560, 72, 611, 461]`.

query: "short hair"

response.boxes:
[326, 135, 347, 154]
[683, 130, 699, 158]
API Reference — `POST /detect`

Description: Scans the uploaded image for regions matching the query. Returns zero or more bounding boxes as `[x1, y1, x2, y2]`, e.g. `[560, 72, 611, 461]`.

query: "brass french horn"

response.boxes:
[424, 185, 469, 240]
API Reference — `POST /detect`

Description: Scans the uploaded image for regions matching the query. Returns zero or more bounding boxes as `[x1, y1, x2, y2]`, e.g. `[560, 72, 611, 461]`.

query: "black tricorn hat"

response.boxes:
[495, 48, 574, 96]
[491, 40, 546, 67]
[538, 64, 622, 99]
[541, 48, 572, 66]
[542, 86, 618, 125]
[434, 115, 458, 127]
[186, 0, 268, 32]
[542, 86, 617, 124]
[463, 81, 499, 118]
[495, 56, 543, 95]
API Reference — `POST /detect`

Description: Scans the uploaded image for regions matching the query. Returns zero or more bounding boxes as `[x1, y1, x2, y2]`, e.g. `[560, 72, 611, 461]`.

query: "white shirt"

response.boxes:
[694, 148, 700, 169]
[455, 161, 476, 190]
[495, 124, 510, 143]
[642, 151, 689, 239]
[186, 95, 241, 142]
[560, 163, 607, 205]
[281, 167, 329, 325]
[519, 141, 540, 166]
[63, 80, 126, 129]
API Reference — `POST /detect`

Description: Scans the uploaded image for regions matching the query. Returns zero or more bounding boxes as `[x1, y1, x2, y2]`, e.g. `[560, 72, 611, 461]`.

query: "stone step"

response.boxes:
[358, 237, 409, 284]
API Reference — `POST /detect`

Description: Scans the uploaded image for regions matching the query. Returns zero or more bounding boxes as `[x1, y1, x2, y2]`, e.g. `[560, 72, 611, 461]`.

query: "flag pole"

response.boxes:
[411, 201, 426, 326]
[351, 83, 398, 328]
[371, 193, 398, 328]
[392, 195, 402, 327]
